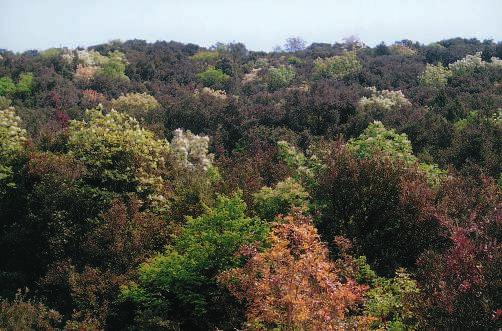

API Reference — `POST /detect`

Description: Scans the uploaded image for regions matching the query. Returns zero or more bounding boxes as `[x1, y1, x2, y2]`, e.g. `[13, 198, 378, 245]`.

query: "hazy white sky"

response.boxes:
[1, 0, 501, 52]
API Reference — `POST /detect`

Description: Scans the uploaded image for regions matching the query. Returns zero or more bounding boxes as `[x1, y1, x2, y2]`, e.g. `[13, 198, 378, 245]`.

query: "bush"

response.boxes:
[191, 50, 220, 62]
[360, 264, 420, 330]
[16, 73, 34, 95]
[449, 51, 485, 76]
[347, 121, 446, 185]
[0, 107, 27, 195]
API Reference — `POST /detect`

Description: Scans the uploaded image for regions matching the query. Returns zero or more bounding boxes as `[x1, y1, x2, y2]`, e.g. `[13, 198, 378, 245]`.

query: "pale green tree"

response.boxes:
[253, 177, 309, 220]
[418, 63, 452, 89]
[0, 107, 27, 195]
[266, 65, 296, 91]
[313, 51, 362, 79]
[110, 92, 160, 118]
[347, 121, 446, 185]
[67, 108, 170, 209]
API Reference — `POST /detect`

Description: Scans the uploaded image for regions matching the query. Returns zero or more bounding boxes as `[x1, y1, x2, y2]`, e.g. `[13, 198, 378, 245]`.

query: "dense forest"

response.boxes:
[0, 37, 501, 330]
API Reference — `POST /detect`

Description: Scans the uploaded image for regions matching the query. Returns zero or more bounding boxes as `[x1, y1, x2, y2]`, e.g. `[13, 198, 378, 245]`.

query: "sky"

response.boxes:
[1, 0, 501, 52]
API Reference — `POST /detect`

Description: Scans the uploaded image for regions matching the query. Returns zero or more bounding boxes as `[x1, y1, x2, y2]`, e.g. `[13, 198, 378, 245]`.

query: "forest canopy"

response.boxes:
[0, 37, 501, 330]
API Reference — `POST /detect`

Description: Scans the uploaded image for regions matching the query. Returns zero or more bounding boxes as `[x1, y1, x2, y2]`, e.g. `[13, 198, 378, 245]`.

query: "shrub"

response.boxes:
[361, 265, 420, 330]
[74, 65, 98, 81]
[449, 51, 485, 76]
[0, 290, 62, 330]
[40, 48, 62, 59]
[97, 59, 128, 81]
[389, 44, 417, 56]
[170, 128, 214, 171]
[76, 49, 108, 66]
[277, 140, 323, 186]
[16, 73, 34, 95]
[190, 50, 220, 62]
[0, 96, 11, 109]
[287, 56, 303, 65]
[75, 50, 129, 81]
[347, 121, 446, 185]
[80, 89, 107, 108]
[415, 176, 501, 329]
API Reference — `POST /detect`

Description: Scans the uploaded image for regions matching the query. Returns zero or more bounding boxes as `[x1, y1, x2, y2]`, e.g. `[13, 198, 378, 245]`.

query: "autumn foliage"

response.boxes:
[0, 37, 501, 330]
[219, 211, 371, 330]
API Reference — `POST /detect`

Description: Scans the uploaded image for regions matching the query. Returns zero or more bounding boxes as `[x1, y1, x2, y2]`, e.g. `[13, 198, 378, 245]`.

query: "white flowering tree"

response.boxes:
[418, 53, 502, 88]
[449, 52, 502, 76]
[170, 128, 214, 171]
[448, 52, 485, 76]
[68, 108, 170, 209]
[358, 87, 411, 111]
[0, 107, 27, 194]
[74, 49, 129, 81]
[418, 63, 452, 89]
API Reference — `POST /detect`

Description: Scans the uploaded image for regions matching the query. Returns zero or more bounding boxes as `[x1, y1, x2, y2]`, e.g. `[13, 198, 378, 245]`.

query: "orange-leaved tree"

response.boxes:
[218, 210, 372, 330]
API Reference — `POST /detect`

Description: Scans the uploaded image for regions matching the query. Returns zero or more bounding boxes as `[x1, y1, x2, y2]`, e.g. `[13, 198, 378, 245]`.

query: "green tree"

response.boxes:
[197, 67, 230, 88]
[0, 107, 27, 195]
[97, 60, 128, 81]
[356, 258, 419, 330]
[418, 63, 452, 89]
[0, 77, 16, 96]
[313, 51, 362, 79]
[110, 92, 160, 118]
[16, 73, 34, 95]
[347, 121, 446, 186]
[190, 50, 220, 63]
[266, 65, 296, 91]
[67, 108, 170, 210]
[277, 140, 323, 187]
[253, 177, 309, 220]
[120, 193, 269, 330]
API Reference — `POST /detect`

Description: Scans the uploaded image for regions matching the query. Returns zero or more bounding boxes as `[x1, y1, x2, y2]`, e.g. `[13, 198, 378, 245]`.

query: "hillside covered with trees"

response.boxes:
[0, 37, 501, 330]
